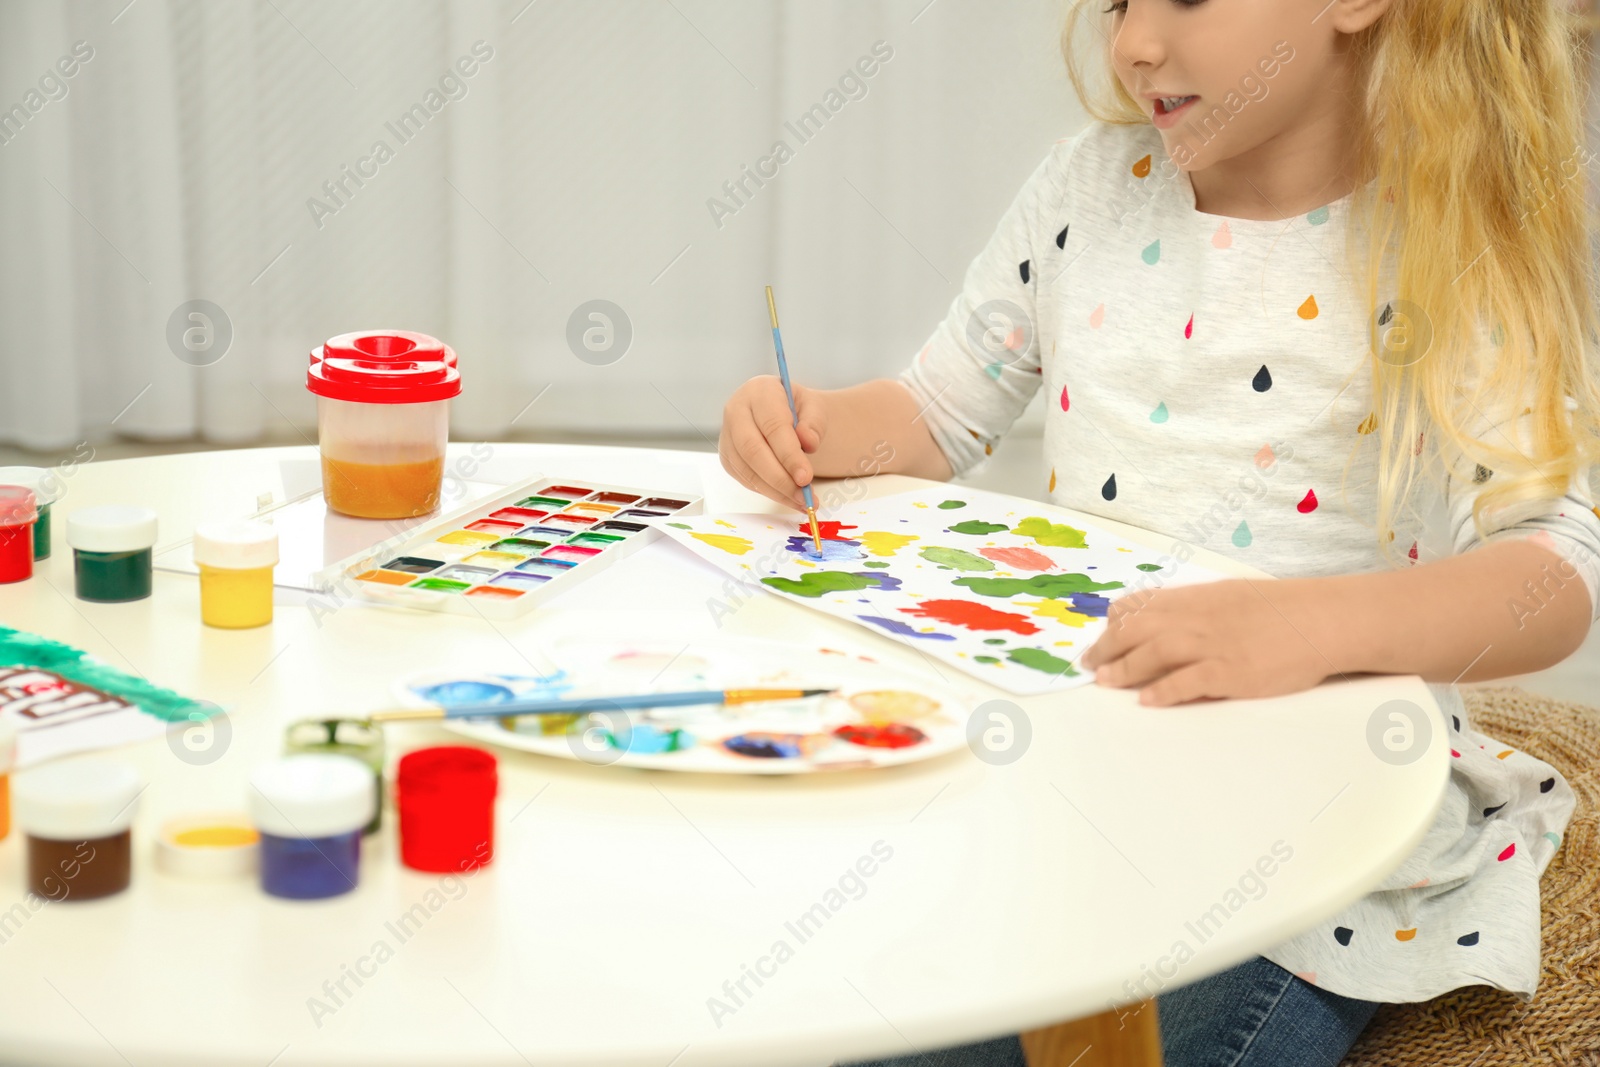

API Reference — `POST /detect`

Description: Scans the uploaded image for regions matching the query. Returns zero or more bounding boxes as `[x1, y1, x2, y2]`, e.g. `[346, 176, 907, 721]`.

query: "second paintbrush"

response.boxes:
[367, 687, 833, 723]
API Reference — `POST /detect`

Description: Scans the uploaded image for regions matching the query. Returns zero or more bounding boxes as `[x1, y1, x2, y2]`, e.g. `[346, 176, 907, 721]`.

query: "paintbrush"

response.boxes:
[366, 687, 834, 723]
[764, 285, 824, 554]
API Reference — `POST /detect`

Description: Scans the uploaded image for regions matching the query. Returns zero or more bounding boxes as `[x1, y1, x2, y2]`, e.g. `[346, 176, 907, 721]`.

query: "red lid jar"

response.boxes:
[396, 746, 497, 873]
[308, 331, 460, 519]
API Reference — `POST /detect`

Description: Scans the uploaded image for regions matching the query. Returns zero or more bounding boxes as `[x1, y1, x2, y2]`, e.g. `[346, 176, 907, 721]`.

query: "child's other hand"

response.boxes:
[719, 375, 826, 510]
[1080, 579, 1338, 707]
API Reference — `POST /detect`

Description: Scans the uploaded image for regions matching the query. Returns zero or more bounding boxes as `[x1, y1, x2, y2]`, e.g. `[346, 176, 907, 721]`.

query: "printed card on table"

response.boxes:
[660, 488, 1235, 695]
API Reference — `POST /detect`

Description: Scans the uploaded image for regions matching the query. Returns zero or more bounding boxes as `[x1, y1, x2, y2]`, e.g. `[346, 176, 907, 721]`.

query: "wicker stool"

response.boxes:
[1340, 687, 1600, 1067]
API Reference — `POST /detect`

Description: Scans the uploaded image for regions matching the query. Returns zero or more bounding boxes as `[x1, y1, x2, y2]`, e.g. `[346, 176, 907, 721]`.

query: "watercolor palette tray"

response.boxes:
[326, 477, 702, 618]
[393, 639, 970, 774]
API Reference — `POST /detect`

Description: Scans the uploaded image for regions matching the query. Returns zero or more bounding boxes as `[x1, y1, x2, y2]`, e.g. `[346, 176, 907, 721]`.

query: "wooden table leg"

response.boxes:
[1020, 1000, 1162, 1067]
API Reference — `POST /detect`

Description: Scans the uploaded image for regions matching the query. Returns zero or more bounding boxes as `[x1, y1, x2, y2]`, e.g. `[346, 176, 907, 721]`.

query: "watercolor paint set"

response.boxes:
[393, 638, 969, 774]
[324, 476, 701, 617]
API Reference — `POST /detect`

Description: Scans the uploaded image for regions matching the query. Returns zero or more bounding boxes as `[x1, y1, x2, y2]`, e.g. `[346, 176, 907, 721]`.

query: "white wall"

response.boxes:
[0, 0, 1085, 450]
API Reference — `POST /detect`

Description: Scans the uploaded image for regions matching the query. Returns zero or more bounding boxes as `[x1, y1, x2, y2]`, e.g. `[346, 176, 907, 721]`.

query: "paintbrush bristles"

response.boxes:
[765, 285, 779, 328]
[807, 508, 822, 553]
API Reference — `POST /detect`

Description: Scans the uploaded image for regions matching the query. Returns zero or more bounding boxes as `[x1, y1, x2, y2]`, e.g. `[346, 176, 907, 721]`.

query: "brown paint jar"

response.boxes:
[13, 761, 142, 902]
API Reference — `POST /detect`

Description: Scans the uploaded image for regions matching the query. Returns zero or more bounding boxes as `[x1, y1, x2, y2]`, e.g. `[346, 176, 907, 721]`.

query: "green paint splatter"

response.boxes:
[917, 546, 995, 572]
[954, 573, 1122, 599]
[668, 522, 690, 529]
[982, 637, 1006, 645]
[937, 500, 967, 510]
[1012, 516, 1087, 548]
[862, 560, 889, 569]
[974, 655, 1001, 665]
[948, 519, 1008, 535]
[1232, 521, 1252, 548]
[1135, 563, 1162, 571]
[760, 572, 878, 597]
[1006, 647, 1079, 678]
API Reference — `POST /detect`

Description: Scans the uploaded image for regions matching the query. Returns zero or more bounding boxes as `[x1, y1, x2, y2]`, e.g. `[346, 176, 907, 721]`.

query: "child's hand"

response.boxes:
[1080, 579, 1339, 706]
[719, 375, 827, 510]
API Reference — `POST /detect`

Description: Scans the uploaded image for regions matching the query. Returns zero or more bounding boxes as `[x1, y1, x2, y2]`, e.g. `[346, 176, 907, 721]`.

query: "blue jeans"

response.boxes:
[844, 956, 1378, 1067]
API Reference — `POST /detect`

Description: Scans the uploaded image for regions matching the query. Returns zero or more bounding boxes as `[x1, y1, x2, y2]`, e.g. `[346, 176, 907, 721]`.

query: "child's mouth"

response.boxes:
[1152, 94, 1198, 129]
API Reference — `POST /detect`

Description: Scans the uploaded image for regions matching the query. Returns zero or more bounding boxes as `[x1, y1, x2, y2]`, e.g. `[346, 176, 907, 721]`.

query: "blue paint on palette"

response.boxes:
[416, 680, 514, 705]
[857, 616, 957, 640]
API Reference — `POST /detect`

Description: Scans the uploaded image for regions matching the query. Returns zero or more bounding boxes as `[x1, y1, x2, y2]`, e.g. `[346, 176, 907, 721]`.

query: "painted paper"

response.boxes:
[661, 487, 1234, 695]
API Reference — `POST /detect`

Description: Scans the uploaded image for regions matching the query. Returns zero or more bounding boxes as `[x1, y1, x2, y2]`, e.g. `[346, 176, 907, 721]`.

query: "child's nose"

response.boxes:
[1112, 3, 1169, 80]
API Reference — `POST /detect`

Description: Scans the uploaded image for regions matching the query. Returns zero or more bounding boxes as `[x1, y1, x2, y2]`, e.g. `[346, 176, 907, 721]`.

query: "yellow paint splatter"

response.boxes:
[689, 532, 754, 555]
[913, 502, 928, 509]
[1297, 294, 1319, 319]
[1020, 599, 1093, 628]
[1116, 546, 1132, 552]
[715, 519, 737, 529]
[1048, 468, 1056, 493]
[859, 531, 920, 557]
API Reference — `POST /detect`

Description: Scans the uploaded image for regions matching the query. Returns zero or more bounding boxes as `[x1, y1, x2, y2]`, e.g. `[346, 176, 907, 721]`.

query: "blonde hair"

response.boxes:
[1063, 0, 1600, 561]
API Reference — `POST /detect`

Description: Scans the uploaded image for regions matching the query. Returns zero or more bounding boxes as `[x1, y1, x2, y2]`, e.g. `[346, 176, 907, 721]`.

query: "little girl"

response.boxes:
[721, 0, 1599, 1063]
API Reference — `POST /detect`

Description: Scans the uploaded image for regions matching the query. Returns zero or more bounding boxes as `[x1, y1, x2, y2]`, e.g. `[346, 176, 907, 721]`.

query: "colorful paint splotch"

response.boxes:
[786, 536, 866, 562]
[937, 500, 966, 510]
[978, 546, 1055, 571]
[953, 573, 1122, 599]
[1018, 598, 1094, 628]
[857, 616, 957, 640]
[835, 722, 927, 749]
[762, 572, 878, 597]
[1012, 516, 1088, 548]
[859, 531, 920, 557]
[899, 599, 1040, 635]
[690, 532, 754, 555]
[918, 546, 995, 571]
[1006, 647, 1079, 677]
[947, 519, 1009, 535]
[797, 520, 860, 540]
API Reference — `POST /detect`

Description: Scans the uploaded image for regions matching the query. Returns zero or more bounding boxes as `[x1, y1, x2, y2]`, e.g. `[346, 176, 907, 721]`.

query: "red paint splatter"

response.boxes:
[1451, 749, 1461, 757]
[834, 722, 927, 749]
[1408, 541, 1418, 562]
[795, 520, 859, 540]
[899, 599, 1040, 635]
[1297, 489, 1318, 513]
[1498, 843, 1516, 862]
[1184, 313, 1194, 339]
[977, 546, 1055, 572]
[1059, 385, 1070, 412]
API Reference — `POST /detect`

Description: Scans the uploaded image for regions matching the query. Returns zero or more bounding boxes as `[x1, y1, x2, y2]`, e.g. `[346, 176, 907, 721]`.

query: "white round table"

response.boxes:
[0, 444, 1449, 1067]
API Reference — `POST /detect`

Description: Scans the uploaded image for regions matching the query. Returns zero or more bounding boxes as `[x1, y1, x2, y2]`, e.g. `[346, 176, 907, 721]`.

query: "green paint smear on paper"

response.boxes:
[761, 572, 878, 598]
[983, 638, 1006, 645]
[862, 560, 890, 569]
[1136, 563, 1163, 571]
[668, 523, 690, 529]
[1006, 647, 1079, 678]
[947, 519, 1008, 535]
[937, 500, 967, 510]
[0, 626, 209, 723]
[918, 546, 995, 571]
[1012, 516, 1088, 548]
[974, 655, 1000, 665]
[954, 573, 1123, 599]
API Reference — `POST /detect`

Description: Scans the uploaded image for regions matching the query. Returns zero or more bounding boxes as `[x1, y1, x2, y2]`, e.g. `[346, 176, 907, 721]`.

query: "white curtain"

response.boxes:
[0, 0, 1080, 452]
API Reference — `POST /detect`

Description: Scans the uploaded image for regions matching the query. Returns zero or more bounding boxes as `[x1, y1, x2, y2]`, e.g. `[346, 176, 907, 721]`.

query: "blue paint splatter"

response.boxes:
[416, 681, 514, 705]
[1068, 592, 1112, 617]
[606, 723, 693, 754]
[785, 536, 865, 561]
[857, 616, 957, 640]
[857, 572, 902, 592]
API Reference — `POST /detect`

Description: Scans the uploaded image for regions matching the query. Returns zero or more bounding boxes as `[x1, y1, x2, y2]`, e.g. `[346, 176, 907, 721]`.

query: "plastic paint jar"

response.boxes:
[248, 754, 375, 900]
[12, 760, 142, 901]
[66, 505, 158, 602]
[193, 519, 278, 629]
[397, 746, 497, 873]
[156, 814, 260, 878]
[0, 486, 37, 584]
[0, 718, 15, 842]
[284, 719, 385, 833]
[307, 331, 460, 519]
[0, 466, 62, 560]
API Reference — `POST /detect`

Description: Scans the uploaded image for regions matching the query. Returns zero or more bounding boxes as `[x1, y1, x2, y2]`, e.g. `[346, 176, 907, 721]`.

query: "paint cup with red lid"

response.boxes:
[0, 486, 38, 584]
[396, 746, 497, 873]
[307, 331, 461, 520]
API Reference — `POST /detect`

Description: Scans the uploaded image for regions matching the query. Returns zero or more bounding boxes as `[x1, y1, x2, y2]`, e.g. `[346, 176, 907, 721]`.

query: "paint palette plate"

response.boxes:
[393, 640, 971, 774]
[326, 477, 701, 618]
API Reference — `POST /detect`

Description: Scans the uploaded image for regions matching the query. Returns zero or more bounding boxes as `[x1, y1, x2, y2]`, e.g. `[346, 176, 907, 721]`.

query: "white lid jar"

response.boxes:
[193, 520, 278, 570]
[66, 506, 159, 553]
[248, 754, 375, 839]
[13, 760, 143, 840]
